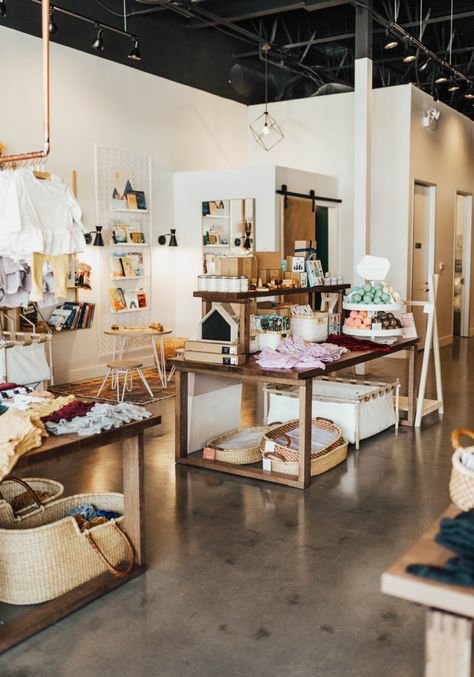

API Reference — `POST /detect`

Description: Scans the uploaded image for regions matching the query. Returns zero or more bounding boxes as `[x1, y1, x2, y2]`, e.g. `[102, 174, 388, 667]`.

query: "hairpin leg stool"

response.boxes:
[97, 360, 154, 402]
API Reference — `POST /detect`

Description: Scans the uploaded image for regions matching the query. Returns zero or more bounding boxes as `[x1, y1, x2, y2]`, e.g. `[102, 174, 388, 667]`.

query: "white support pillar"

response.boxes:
[353, 57, 373, 284]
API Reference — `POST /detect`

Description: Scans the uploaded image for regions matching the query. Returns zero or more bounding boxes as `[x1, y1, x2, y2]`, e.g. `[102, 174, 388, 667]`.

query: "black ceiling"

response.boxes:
[2, 0, 474, 119]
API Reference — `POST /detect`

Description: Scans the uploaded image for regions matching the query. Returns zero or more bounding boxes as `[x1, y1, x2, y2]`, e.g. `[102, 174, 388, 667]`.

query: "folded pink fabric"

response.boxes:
[256, 336, 348, 370]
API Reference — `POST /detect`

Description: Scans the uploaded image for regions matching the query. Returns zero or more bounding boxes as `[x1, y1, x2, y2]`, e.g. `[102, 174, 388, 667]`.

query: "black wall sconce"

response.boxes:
[84, 226, 105, 247]
[158, 229, 178, 247]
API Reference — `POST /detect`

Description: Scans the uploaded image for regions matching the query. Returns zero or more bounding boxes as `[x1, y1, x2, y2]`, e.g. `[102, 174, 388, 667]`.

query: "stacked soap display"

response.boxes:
[345, 281, 402, 306]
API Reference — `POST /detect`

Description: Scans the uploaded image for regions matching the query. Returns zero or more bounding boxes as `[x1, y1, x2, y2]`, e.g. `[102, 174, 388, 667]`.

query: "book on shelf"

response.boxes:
[111, 253, 125, 277]
[112, 224, 128, 244]
[110, 251, 144, 277]
[48, 302, 95, 330]
[123, 290, 139, 311]
[137, 290, 147, 308]
[109, 287, 127, 312]
[126, 225, 145, 244]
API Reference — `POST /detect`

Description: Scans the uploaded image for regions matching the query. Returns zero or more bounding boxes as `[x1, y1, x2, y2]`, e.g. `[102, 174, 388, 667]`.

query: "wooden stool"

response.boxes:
[97, 360, 154, 402]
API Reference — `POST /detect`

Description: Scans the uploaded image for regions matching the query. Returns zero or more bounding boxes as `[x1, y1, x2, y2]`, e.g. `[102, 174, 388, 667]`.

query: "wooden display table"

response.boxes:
[172, 337, 418, 490]
[0, 408, 161, 654]
[194, 283, 350, 355]
[104, 326, 173, 388]
[382, 505, 474, 677]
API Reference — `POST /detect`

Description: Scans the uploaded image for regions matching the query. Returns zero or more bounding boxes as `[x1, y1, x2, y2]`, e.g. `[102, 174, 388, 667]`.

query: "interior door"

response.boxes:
[283, 196, 316, 303]
[454, 193, 472, 337]
[412, 183, 434, 345]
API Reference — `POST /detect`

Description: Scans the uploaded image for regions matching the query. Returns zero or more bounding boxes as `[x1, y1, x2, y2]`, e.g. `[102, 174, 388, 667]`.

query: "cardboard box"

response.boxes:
[219, 256, 257, 279]
[284, 271, 308, 287]
[185, 340, 245, 355]
[256, 251, 283, 271]
[294, 240, 316, 253]
[286, 256, 306, 273]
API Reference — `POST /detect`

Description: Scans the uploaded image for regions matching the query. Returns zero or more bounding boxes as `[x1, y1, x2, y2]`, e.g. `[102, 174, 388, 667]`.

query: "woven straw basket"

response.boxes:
[260, 417, 348, 477]
[0, 492, 135, 605]
[206, 426, 278, 464]
[450, 429, 474, 511]
[0, 476, 64, 518]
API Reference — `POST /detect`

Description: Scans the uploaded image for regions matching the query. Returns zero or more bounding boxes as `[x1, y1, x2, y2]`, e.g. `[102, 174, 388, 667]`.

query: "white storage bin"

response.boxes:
[188, 374, 242, 452]
[264, 377, 400, 449]
[290, 314, 328, 342]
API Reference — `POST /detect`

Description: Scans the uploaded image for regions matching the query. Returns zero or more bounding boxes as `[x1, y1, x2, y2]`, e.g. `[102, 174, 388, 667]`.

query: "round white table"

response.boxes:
[104, 327, 173, 388]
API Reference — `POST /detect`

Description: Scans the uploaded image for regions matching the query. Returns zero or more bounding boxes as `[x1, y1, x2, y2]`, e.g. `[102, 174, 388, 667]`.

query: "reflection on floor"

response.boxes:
[1, 339, 473, 677]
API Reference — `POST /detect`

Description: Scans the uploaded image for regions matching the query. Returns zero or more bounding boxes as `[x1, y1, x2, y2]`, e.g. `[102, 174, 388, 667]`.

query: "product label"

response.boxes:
[264, 440, 276, 453]
[262, 458, 272, 471]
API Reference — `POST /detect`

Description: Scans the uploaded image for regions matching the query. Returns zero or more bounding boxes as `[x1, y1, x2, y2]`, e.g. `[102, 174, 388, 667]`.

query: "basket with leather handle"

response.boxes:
[450, 429, 474, 511]
[260, 417, 348, 477]
[0, 475, 64, 518]
[0, 492, 135, 605]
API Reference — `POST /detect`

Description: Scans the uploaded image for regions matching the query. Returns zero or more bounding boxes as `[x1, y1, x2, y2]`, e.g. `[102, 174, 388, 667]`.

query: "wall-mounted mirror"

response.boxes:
[202, 198, 255, 271]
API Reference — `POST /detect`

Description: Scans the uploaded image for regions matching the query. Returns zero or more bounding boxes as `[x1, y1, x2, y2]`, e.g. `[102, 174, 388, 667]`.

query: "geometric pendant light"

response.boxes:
[249, 44, 284, 151]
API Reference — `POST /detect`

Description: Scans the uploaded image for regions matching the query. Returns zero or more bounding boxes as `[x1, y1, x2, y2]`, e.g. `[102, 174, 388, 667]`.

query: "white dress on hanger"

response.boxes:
[0, 169, 86, 257]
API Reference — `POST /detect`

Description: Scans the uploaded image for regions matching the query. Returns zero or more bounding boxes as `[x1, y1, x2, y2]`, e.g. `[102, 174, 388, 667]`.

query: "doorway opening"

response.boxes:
[411, 182, 436, 346]
[453, 193, 472, 337]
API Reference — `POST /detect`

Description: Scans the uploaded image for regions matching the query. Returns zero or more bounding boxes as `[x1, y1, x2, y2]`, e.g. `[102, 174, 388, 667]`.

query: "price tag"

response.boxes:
[262, 458, 272, 471]
[264, 440, 276, 453]
[202, 447, 216, 460]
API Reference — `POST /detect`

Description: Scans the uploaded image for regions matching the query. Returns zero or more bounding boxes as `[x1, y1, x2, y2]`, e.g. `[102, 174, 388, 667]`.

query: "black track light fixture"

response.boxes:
[384, 29, 399, 50]
[0, 0, 6, 18]
[92, 24, 104, 51]
[448, 78, 460, 92]
[49, 6, 57, 34]
[128, 37, 141, 61]
[402, 45, 417, 64]
[419, 56, 431, 73]
[465, 83, 474, 99]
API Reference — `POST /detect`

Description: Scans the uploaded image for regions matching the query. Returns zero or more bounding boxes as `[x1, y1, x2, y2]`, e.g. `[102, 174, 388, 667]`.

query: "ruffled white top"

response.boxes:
[0, 169, 86, 257]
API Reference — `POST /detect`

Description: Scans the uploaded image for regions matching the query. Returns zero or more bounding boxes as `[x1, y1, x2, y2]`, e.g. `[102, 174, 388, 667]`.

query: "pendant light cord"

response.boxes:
[264, 48, 268, 116]
[449, 0, 453, 64]
[419, 0, 422, 40]
[123, 0, 127, 33]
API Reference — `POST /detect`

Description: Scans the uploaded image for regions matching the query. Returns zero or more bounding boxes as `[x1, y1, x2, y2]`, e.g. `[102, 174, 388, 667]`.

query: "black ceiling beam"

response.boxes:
[186, 0, 350, 30]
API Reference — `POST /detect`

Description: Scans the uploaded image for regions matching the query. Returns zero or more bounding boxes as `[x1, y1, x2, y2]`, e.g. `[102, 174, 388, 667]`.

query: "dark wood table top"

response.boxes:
[193, 283, 350, 302]
[17, 408, 162, 467]
[171, 338, 418, 383]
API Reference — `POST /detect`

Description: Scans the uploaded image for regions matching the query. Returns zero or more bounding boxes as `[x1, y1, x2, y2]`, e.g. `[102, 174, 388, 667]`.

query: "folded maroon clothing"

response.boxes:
[326, 334, 393, 353]
[0, 382, 17, 392]
[42, 400, 96, 424]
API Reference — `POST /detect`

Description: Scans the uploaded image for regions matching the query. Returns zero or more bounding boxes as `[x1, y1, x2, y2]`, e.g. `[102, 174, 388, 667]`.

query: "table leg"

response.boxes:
[424, 609, 473, 677]
[152, 337, 166, 388]
[122, 432, 145, 567]
[159, 337, 167, 385]
[406, 345, 418, 427]
[239, 301, 251, 355]
[298, 380, 312, 489]
[337, 291, 343, 320]
[175, 370, 188, 460]
[119, 336, 126, 360]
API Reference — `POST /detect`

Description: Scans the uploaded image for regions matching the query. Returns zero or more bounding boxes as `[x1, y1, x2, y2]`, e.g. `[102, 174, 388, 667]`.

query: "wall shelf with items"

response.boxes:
[95, 145, 152, 356]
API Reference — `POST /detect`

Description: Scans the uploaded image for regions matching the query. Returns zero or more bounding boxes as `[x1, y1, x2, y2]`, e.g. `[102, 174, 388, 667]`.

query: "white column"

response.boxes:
[353, 57, 373, 283]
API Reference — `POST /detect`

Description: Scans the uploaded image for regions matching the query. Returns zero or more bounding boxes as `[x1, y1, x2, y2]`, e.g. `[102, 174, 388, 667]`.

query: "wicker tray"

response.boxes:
[450, 429, 474, 511]
[260, 417, 348, 477]
[206, 426, 277, 465]
[0, 476, 64, 518]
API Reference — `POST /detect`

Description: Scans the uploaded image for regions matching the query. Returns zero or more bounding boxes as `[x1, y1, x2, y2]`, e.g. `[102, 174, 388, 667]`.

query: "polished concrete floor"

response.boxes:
[1, 339, 473, 677]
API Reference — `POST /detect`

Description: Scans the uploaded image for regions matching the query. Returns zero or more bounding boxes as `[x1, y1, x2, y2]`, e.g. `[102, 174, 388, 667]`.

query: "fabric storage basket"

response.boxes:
[260, 417, 348, 477]
[205, 425, 278, 465]
[450, 429, 474, 511]
[0, 476, 64, 518]
[290, 313, 328, 342]
[264, 377, 399, 449]
[0, 492, 134, 605]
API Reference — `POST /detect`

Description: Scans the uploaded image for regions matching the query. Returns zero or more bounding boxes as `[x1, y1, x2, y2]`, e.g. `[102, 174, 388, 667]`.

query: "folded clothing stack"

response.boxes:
[0, 409, 48, 479]
[256, 335, 348, 370]
[406, 509, 474, 587]
[45, 401, 152, 436]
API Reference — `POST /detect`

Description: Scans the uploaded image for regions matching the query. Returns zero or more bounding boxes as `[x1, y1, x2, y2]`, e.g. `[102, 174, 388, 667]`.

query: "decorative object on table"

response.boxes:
[200, 304, 239, 343]
[256, 313, 289, 351]
[284, 271, 308, 288]
[158, 229, 178, 246]
[265, 377, 400, 449]
[75, 261, 92, 288]
[51, 367, 175, 405]
[450, 429, 474, 511]
[0, 491, 135, 604]
[260, 417, 348, 477]
[405, 508, 474, 588]
[289, 305, 328, 342]
[256, 335, 347, 370]
[306, 259, 325, 286]
[0, 475, 64, 517]
[204, 426, 279, 465]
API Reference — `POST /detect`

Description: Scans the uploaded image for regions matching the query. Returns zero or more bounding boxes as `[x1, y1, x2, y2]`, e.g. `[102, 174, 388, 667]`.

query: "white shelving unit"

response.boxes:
[95, 145, 152, 356]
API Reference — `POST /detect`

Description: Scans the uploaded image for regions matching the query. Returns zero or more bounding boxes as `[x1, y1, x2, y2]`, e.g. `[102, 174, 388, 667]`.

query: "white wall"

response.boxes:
[0, 27, 248, 382]
[409, 86, 474, 342]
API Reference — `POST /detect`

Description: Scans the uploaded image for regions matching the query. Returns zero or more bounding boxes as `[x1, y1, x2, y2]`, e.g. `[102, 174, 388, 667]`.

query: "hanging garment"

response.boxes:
[30, 253, 69, 302]
[0, 257, 31, 308]
[0, 169, 86, 258]
[0, 170, 22, 235]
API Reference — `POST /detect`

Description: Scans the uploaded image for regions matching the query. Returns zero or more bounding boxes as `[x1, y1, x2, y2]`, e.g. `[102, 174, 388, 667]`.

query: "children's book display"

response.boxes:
[111, 252, 144, 278]
[49, 302, 95, 330]
[112, 224, 146, 245]
[109, 288, 147, 313]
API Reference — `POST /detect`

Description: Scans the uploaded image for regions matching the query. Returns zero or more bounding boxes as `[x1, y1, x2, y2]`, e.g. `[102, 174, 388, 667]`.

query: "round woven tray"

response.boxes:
[206, 426, 277, 465]
[260, 417, 348, 477]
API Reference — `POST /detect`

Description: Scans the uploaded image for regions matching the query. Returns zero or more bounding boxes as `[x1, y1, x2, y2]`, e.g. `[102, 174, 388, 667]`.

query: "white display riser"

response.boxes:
[264, 377, 400, 449]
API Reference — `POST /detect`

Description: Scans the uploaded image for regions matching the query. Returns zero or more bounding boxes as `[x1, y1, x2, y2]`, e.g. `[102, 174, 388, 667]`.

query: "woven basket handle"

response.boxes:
[263, 451, 288, 462]
[0, 475, 44, 517]
[314, 416, 334, 424]
[273, 432, 292, 448]
[85, 522, 135, 578]
[451, 429, 474, 451]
